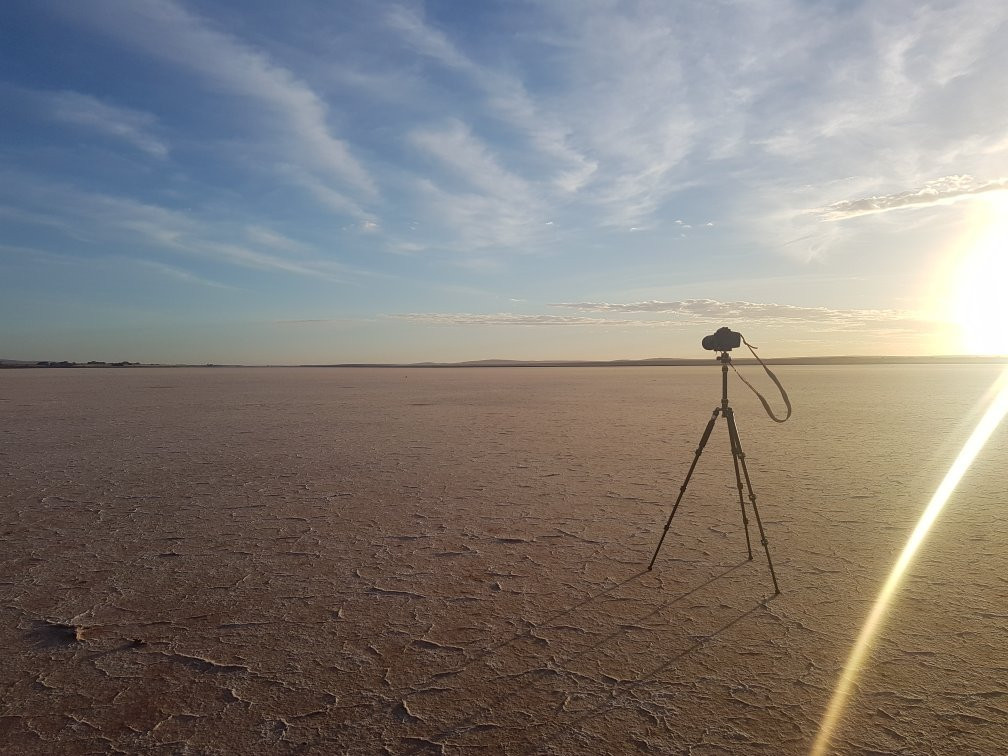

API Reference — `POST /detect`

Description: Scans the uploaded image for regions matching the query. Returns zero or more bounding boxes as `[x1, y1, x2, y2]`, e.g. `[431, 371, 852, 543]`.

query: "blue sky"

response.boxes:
[2, 0, 1007, 363]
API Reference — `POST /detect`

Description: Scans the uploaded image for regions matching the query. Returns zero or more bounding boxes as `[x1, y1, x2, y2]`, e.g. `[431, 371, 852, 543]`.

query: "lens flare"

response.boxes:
[811, 369, 1008, 755]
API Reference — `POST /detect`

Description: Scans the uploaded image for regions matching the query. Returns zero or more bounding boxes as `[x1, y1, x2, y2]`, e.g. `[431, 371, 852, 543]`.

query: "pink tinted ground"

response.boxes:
[0, 365, 1005, 754]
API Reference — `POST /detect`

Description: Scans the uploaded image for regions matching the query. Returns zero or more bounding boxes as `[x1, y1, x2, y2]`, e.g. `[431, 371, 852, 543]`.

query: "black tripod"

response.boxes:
[648, 351, 780, 594]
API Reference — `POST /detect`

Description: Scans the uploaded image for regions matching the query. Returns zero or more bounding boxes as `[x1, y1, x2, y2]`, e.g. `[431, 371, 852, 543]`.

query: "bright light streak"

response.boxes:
[811, 369, 1008, 755]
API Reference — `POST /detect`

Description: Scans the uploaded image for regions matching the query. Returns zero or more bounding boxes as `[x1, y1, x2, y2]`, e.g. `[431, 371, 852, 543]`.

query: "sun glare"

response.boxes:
[951, 198, 1008, 355]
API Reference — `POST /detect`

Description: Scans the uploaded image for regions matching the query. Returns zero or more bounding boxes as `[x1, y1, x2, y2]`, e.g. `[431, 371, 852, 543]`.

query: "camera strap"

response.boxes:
[731, 336, 792, 423]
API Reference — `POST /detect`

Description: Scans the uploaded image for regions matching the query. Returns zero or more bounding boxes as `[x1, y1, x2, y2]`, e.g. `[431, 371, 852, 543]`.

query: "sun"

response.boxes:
[950, 197, 1008, 355]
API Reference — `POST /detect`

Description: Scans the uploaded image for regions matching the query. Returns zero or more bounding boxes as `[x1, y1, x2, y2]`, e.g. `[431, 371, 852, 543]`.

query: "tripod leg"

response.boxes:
[727, 413, 753, 560]
[725, 409, 781, 595]
[649, 408, 720, 570]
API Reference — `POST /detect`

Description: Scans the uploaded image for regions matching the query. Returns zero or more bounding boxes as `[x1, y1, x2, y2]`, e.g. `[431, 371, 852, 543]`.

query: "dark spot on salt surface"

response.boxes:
[392, 701, 423, 724]
[26, 620, 82, 649]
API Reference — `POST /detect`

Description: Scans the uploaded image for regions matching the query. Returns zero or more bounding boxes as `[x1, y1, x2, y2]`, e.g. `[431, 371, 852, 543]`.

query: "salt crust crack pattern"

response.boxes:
[0, 365, 1005, 753]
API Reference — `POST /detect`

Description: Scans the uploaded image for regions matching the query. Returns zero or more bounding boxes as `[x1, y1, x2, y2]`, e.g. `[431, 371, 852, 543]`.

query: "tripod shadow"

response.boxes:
[423, 567, 650, 684]
[549, 559, 751, 671]
[538, 598, 769, 745]
[408, 560, 754, 752]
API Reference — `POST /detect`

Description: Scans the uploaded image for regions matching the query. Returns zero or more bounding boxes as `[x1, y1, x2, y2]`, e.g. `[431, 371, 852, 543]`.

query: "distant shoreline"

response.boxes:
[302, 355, 1008, 367]
[4, 355, 1008, 369]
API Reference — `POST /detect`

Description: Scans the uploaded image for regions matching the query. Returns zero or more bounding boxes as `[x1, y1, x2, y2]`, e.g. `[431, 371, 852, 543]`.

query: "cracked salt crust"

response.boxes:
[1, 365, 1006, 754]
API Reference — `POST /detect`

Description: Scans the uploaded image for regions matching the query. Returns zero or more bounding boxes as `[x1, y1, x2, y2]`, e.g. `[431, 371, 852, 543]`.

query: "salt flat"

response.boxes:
[1, 365, 1005, 754]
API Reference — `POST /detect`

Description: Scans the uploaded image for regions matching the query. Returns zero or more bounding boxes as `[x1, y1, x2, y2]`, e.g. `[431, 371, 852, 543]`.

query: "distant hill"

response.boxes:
[4, 355, 1007, 369]
[305, 354, 1008, 368]
[0, 359, 144, 368]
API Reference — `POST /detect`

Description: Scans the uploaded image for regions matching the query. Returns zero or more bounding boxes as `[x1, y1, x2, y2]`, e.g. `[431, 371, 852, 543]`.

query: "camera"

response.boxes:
[701, 326, 741, 351]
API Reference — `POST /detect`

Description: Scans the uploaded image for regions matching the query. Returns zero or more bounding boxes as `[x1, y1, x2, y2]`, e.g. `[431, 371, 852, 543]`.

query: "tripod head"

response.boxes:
[712, 337, 792, 424]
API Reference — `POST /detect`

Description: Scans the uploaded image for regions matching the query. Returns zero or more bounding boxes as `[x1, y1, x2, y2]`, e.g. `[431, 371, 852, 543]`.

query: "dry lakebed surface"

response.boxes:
[1, 365, 1006, 754]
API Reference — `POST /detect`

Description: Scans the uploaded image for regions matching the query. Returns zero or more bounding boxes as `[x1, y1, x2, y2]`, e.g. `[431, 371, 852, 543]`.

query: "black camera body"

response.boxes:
[702, 326, 741, 352]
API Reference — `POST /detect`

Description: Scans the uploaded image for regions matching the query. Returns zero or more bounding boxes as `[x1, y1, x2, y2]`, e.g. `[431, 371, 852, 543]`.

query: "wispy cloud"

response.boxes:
[409, 119, 532, 201]
[388, 301, 942, 333]
[38, 0, 1008, 261]
[243, 225, 309, 255]
[0, 172, 359, 281]
[129, 258, 234, 289]
[388, 1, 1008, 240]
[45, 90, 167, 157]
[817, 175, 1008, 221]
[406, 177, 546, 252]
[280, 166, 371, 221]
[388, 313, 649, 327]
[550, 298, 934, 331]
[553, 298, 898, 319]
[740, 2, 1008, 256]
[383, 12, 590, 249]
[386, 4, 596, 194]
[0, 242, 81, 265]
[57, 0, 375, 203]
[2, 241, 232, 289]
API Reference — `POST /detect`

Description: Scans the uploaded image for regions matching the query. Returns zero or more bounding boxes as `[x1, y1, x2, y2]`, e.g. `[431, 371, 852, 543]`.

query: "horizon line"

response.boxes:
[5, 354, 1008, 369]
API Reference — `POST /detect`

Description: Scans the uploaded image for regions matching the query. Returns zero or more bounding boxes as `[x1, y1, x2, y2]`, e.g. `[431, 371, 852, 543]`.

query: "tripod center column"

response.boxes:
[720, 352, 730, 410]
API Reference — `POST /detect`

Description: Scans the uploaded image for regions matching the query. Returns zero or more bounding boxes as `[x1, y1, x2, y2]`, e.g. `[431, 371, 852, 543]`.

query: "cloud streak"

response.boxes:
[386, 4, 596, 194]
[129, 258, 234, 289]
[550, 298, 914, 324]
[388, 313, 654, 327]
[818, 175, 1008, 221]
[389, 299, 945, 338]
[45, 90, 168, 157]
[57, 0, 375, 202]
[0, 172, 362, 282]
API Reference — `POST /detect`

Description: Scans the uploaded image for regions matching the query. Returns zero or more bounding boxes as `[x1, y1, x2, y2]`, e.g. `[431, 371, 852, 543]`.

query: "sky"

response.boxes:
[2, 0, 1008, 364]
